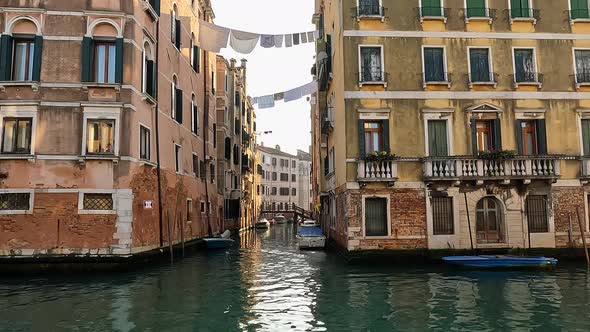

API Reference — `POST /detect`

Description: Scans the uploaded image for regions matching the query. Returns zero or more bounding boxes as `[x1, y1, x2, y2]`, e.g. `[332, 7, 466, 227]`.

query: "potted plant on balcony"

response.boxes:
[363, 150, 397, 162]
[478, 149, 516, 162]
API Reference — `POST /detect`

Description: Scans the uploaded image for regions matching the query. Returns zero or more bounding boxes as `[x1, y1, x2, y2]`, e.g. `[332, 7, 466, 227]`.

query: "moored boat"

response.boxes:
[297, 221, 325, 249]
[442, 255, 557, 268]
[203, 230, 234, 249]
[275, 214, 287, 224]
[255, 218, 270, 229]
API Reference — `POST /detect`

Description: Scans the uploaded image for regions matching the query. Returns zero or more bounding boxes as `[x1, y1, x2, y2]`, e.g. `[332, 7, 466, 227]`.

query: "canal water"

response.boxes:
[2, 224, 590, 332]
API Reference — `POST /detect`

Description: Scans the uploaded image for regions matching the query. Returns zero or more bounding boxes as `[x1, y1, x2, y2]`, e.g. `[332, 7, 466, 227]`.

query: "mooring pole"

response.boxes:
[167, 212, 173, 263]
[464, 193, 474, 251]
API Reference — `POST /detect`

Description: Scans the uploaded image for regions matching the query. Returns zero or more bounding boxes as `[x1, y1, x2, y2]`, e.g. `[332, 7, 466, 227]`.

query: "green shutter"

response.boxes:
[32, 35, 43, 81]
[175, 20, 181, 48]
[572, 0, 590, 19]
[582, 119, 590, 156]
[81, 36, 94, 82]
[175, 89, 183, 123]
[470, 49, 490, 82]
[511, 0, 530, 18]
[0, 35, 14, 81]
[358, 120, 366, 157]
[382, 119, 390, 153]
[146, 59, 155, 98]
[515, 120, 523, 155]
[115, 38, 123, 83]
[193, 46, 200, 72]
[422, 0, 442, 16]
[492, 118, 502, 151]
[153, 0, 161, 16]
[428, 120, 448, 157]
[471, 119, 478, 155]
[467, 0, 486, 17]
[536, 119, 547, 155]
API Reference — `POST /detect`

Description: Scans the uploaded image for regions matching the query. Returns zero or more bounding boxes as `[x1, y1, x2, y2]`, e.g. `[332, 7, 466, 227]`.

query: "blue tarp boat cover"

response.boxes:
[442, 255, 557, 268]
[297, 226, 324, 237]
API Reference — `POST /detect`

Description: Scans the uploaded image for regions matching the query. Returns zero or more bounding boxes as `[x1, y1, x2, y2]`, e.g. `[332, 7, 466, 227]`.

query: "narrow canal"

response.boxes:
[2, 224, 590, 331]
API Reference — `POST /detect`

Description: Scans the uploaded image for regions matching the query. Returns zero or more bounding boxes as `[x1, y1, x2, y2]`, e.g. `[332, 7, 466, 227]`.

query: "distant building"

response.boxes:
[258, 144, 312, 213]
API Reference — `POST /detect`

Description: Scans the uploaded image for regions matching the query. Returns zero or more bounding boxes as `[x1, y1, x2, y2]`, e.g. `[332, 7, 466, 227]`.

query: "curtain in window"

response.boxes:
[361, 47, 382, 82]
[13, 41, 34, 81]
[424, 48, 444, 81]
[365, 197, 387, 236]
[514, 49, 535, 82]
[575, 50, 590, 83]
[428, 120, 448, 157]
[422, 0, 442, 16]
[511, 0, 530, 17]
[469, 49, 490, 82]
[572, 0, 590, 19]
[467, 0, 486, 17]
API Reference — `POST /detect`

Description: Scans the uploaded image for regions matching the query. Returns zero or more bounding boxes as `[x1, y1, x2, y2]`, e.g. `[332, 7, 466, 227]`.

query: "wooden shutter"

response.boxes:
[193, 46, 200, 72]
[428, 120, 448, 157]
[115, 38, 123, 83]
[423, 0, 442, 16]
[471, 119, 478, 155]
[81, 36, 94, 82]
[583, 120, 590, 156]
[467, 0, 486, 17]
[175, 20, 181, 48]
[358, 120, 366, 157]
[0, 35, 13, 81]
[469, 49, 490, 82]
[515, 120, 523, 155]
[152, 0, 161, 16]
[511, 0, 530, 17]
[572, 0, 589, 19]
[193, 104, 198, 134]
[32, 35, 43, 81]
[175, 89, 183, 123]
[146, 60, 154, 97]
[382, 119, 390, 152]
[536, 119, 547, 154]
[492, 118, 502, 150]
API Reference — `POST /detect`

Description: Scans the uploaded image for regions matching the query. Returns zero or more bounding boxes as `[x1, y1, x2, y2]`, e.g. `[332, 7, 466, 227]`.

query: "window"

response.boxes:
[140, 125, 150, 160]
[471, 119, 501, 154]
[469, 48, 492, 83]
[199, 160, 206, 179]
[364, 197, 388, 237]
[571, 0, 590, 19]
[192, 154, 198, 177]
[175, 144, 182, 173]
[292, 188, 297, 196]
[292, 174, 296, 182]
[271, 187, 277, 195]
[262, 155, 266, 163]
[12, 39, 35, 81]
[466, 0, 489, 18]
[280, 188, 289, 196]
[432, 196, 454, 235]
[1, 118, 32, 154]
[86, 119, 115, 154]
[200, 201, 206, 213]
[189, 34, 194, 70]
[328, 148, 335, 174]
[575, 50, 590, 84]
[224, 137, 231, 160]
[272, 158, 277, 166]
[83, 193, 113, 210]
[427, 120, 448, 157]
[191, 94, 198, 134]
[272, 172, 277, 181]
[513, 48, 538, 83]
[210, 163, 215, 183]
[172, 5, 180, 49]
[421, 0, 443, 17]
[364, 121, 383, 154]
[142, 41, 156, 98]
[171, 76, 183, 123]
[510, 0, 533, 18]
[0, 193, 30, 211]
[292, 160, 296, 168]
[94, 41, 116, 83]
[423, 47, 446, 82]
[280, 173, 289, 181]
[213, 124, 217, 148]
[193, 45, 200, 73]
[582, 119, 590, 156]
[359, 46, 383, 83]
[526, 195, 549, 233]
[187, 199, 193, 223]
[358, 0, 382, 16]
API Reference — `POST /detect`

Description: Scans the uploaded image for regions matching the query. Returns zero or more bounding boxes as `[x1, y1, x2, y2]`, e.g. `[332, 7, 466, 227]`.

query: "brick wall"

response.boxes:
[553, 186, 586, 248]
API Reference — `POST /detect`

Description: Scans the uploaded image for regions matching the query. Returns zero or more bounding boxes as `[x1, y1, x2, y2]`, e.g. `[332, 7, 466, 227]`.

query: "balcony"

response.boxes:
[418, 6, 448, 23]
[512, 72, 543, 88]
[357, 158, 398, 183]
[359, 70, 387, 87]
[468, 72, 498, 88]
[464, 7, 495, 23]
[355, 4, 385, 21]
[509, 8, 539, 24]
[423, 156, 561, 184]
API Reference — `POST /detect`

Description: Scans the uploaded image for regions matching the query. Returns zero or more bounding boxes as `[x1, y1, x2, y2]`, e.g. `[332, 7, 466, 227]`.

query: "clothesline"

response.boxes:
[252, 81, 318, 109]
[199, 20, 319, 54]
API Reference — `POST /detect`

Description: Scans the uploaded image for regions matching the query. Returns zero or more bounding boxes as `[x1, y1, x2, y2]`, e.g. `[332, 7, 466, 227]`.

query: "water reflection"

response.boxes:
[0, 225, 590, 331]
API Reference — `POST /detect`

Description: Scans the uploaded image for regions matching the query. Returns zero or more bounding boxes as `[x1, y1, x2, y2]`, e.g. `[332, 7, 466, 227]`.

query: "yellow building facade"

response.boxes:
[313, 0, 590, 253]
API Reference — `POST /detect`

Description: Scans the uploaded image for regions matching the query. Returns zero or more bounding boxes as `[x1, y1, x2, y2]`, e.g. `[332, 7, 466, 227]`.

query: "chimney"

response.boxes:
[240, 58, 247, 68]
[230, 58, 237, 69]
[241, 58, 247, 87]
[275, 145, 280, 151]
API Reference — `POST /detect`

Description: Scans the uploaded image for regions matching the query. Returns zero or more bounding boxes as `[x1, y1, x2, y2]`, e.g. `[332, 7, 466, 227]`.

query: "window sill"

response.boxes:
[576, 82, 590, 89]
[357, 15, 385, 22]
[423, 81, 451, 89]
[510, 17, 536, 25]
[469, 81, 497, 88]
[78, 209, 117, 215]
[141, 93, 157, 105]
[141, 0, 159, 20]
[79, 155, 120, 165]
[359, 81, 387, 88]
[420, 16, 447, 24]
[362, 235, 393, 240]
[0, 154, 36, 163]
[0, 81, 40, 92]
[465, 16, 493, 24]
[0, 210, 33, 215]
[82, 83, 121, 91]
[140, 159, 157, 167]
[570, 18, 590, 25]
[514, 81, 542, 89]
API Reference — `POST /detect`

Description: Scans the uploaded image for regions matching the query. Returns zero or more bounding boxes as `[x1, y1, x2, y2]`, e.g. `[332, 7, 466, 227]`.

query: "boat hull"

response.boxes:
[203, 238, 235, 249]
[442, 255, 557, 268]
[297, 236, 326, 249]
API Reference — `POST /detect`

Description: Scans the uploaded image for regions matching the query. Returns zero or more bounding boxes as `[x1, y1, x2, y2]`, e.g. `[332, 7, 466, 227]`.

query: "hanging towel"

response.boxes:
[284, 34, 293, 47]
[229, 29, 260, 54]
[260, 34, 274, 48]
[274, 92, 284, 101]
[257, 95, 275, 109]
[292, 33, 300, 45]
[300, 32, 308, 43]
[252, 97, 259, 105]
[273, 34, 284, 48]
[199, 20, 229, 53]
[301, 81, 318, 95]
[307, 31, 315, 43]
[284, 87, 303, 102]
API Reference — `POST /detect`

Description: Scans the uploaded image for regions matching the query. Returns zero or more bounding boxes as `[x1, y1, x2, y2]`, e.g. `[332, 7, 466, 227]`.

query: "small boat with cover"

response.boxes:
[203, 230, 235, 249]
[442, 255, 557, 268]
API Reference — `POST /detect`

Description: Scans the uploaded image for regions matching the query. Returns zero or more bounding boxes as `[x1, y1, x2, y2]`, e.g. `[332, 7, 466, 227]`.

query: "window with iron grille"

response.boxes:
[432, 196, 454, 235]
[364, 197, 388, 236]
[526, 195, 549, 233]
[0, 193, 30, 211]
[83, 193, 113, 210]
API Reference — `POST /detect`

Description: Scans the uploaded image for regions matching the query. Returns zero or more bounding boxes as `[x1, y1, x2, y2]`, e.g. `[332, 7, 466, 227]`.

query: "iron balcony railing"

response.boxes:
[512, 72, 543, 84]
[510, 8, 540, 19]
[570, 9, 590, 20]
[575, 72, 590, 84]
[465, 7, 495, 18]
[357, 158, 398, 182]
[419, 6, 448, 18]
[355, 4, 385, 18]
[468, 71, 498, 84]
[359, 70, 387, 84]
[422, 72, 451, 85]
[423, 156, 561, 182]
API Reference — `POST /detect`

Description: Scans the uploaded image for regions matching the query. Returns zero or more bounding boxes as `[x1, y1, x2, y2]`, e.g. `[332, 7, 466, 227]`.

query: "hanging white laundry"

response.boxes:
[229, 29, 260, 54]
[284, 87, 303, 102]
[199, 20, 229, 53]
[273, 35, 284, 48]
[307, 31, 315, 42]
[252, 97, 259, 105]
[292, 33, 300, 45]
[260, 34, 274, 48]
[300, 32, 308, 43]
[257, 95, 275, 109]
[300, 81, 318, 95]
[284, 34, 293, 48]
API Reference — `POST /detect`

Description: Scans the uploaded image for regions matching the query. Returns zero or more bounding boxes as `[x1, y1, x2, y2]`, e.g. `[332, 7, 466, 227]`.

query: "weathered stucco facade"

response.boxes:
[313, 0, 590, 253]
[0, 0, 223, 258]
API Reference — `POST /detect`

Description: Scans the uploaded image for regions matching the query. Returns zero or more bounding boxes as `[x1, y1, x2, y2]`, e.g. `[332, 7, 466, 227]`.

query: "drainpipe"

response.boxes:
[154, 15, 164, 248]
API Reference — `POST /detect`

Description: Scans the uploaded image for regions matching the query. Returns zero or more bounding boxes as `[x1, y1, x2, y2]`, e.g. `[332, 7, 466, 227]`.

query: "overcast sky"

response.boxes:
[211, 0, 315, 156]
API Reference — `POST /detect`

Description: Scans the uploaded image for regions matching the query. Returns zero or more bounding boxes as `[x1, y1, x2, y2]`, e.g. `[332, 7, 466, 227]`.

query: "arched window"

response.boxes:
[191, 93, 197, 134]
[190, 33, 195, 68]
[142, 40, 155, 98]
[172, 4, 180, 49]
[1, 17, 43, 82]
[476, 197, 504, 244]
[82, 20, 122, 83]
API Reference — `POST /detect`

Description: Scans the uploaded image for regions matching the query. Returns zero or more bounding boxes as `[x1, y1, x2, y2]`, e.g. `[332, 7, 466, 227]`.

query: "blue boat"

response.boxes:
[203, 237, 234, 249]
[297, 223, 325, 249]
[442, 255, 557, 268]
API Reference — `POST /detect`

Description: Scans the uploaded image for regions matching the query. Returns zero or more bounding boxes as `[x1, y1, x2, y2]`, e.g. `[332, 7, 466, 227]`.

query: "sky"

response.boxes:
[211, 0, 316, 156]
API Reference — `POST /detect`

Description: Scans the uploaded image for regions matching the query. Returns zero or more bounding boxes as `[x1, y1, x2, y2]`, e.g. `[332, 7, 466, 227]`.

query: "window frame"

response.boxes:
[11, 37, 35, 81]
[357, 44, 386, 86]
[174, 143, 182, 174]
[0, 107, 37, 157]
[511, 47, 540, 85]
[81, 108, 120, 157]
[362, 194, 391, 238]
[92, 39, 117, 84]
[419, 0, 446, 19]
[139, 124, 151, 161]
[0, 189, 34, 215]
[186, 198, 193, 224]
[423, 110, 454, 157]
[356, 0, 384, 18]
[573, 47, 590, 86]
[192, 153, 199, 177]
[569, 0, 590, 21]
[466, 46, 495, 85]
[363, 121, 384, 154]
[78, 190, 116, 214]
[1, 116, 33, 155]
[422, 45, 449, 85]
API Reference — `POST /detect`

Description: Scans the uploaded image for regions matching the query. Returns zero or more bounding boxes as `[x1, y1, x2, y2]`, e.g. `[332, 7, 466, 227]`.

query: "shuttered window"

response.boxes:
[94, 41, 116, 83]
[515, 119, 547, 155]
[582, 119, 590, 156]
[427, 120, 448, 157]
[365, 197, 388, 237]
[511, 0, 531, 18]
[81, 37, 122, 84]
[466, 0, 486, 17]
[526, 195, 549, 233]
[432, 197, 454, 235]
[0, 35, 42, 82]
[421, 0, 442, 16]
[359, 119, 390, 156]
[575, 50, 590, 83]
[471, 119, 502, 154]
[514, 49, 536, 82]
[469, 48, 491, 82]
[571, 0, 590, 19]
[424, 47, 445, 82]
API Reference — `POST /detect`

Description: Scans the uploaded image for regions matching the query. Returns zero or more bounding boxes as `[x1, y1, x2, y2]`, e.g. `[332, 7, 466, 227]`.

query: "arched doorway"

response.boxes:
[475, 197, 505, 244]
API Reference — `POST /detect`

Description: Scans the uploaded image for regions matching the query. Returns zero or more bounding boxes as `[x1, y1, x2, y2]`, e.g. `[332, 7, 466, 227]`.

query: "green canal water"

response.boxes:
[2, 224, 590, 331]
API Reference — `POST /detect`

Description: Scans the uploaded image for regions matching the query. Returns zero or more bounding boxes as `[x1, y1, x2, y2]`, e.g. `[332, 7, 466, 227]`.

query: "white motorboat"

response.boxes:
[297, 220, 325, 249]
[255, 218, 270, 229]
